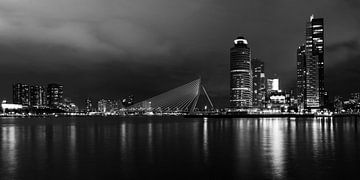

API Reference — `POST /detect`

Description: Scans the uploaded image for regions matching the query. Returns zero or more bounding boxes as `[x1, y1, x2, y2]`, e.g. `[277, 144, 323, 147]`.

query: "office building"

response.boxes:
[304, 15, 325, 108]
[30, 85, 46, 106]
[267, 77, 280, 93]
[296, 45, 306, 109]
[47, 83, 63, 107]
[13, 83, 30, 106]
[252, 58, 266, 107]
[98, 99, 110, 113]
[85, 98, 93, 112]
[230, 36, 253, 108]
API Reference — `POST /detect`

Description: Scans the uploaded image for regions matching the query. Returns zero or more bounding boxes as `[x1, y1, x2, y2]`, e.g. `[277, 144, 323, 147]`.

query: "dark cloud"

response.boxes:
[327, 40, 359, 52]
[326, 40, 360, 66]
[327, 54, 360, 99]
[325, 39, 360, 99]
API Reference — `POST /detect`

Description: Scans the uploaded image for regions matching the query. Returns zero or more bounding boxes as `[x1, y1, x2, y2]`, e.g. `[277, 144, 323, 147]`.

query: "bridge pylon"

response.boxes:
[129, 78, 214, 114]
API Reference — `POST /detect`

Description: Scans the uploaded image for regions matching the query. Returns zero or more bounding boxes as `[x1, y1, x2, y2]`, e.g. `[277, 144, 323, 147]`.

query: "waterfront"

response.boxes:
[0, 117, 359, 179]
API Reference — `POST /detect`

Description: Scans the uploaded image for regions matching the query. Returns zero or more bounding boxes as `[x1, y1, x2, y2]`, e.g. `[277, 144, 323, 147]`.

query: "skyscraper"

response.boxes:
[230, 36, 253, 108]
[13, 83, 30, 106]
[296, 45, 306, 109]
[47, 83, 63, 107]
[252, 58, 266, 107]
[299, 15, 325, 109]
[30, 85, 46, 106]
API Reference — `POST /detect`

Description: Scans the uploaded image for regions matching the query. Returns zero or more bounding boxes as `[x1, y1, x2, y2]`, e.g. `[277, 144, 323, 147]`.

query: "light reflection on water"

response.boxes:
[202, 118, 208, 163]
[0, 117, 359, 179]
[1, 126, 18, 176]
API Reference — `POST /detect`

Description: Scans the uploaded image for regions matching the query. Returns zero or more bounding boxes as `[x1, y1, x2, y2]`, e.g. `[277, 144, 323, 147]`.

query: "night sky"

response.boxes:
[0, 0, 359, 108]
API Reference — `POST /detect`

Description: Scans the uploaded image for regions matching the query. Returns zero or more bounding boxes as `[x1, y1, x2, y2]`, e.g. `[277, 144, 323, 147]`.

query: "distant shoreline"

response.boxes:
[0, 113, 359, 119]
[184, 114, 360, 118]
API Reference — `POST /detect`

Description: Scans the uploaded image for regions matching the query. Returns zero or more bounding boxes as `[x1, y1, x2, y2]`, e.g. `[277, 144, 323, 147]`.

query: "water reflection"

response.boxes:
[202, 118, 208, 163]
[68, 124, 77, 173]
[0, 117, 359, 179]
[269, 119, 285, 178]
[120, 122, 127, 161]
[1, 126, 18, 177]
[147, 122, 153, 163]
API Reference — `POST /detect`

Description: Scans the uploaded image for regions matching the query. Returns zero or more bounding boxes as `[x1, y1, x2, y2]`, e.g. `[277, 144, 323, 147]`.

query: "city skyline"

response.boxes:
[0, 1, 359, 108]
[1, 1, 360, 180]
[3, 14, 358, 111]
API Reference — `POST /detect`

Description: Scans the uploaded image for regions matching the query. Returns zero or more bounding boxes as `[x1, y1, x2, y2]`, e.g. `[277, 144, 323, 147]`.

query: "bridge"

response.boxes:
[129, 78, 214, 114]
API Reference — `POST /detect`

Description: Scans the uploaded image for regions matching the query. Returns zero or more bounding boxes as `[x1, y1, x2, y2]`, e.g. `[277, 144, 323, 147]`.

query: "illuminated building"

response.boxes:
[85, 98, 93, 112]
[266, 77, 280, 93]
[30, 85, 46, 106]
[47, 83, 63, 107]
[97, 99, 117, 113]
[230, 36, 253, 108]
[350, 93, 360, 103]
[59, 98, 78, 112]
[112, 100, 124, 111]
[286, 89, 297, 109]
[98, 99, 107, 112]
[1, 100, 23, 111]
[13, 83, 30, 106]
[252, 58, 266, 107]
[304, 15, 325, 109]
[269, 94, 286, 104]
[344, 93, 360, 111]
[334, 96, 343, 113]
[268, 91, 287, 112]
[122, 95, 134, 107]
[266, 76, 282, 109]
[296, 45, 306, 109]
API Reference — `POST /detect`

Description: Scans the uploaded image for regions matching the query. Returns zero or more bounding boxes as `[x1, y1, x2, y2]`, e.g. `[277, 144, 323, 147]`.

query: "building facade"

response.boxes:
[230, 36, 253, 108]
[13, 83, 30, 106]
[30, 85, 46, 106]
[98, 99, 124, 113]
[122, 95, 134, 107]
[47, 83, 63, 107]
[304, 15, 325, 109]
[266, 77, 280, 93]
[296, 45, 306, 109]
[252, 58, 266, 107]
[85, 98, 93, 112]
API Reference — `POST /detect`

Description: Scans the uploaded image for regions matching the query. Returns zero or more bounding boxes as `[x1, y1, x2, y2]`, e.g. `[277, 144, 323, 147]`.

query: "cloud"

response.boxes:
[326, 38, 360, 67]
[0, 0, 197, 57]
[326, 52, 360, 98]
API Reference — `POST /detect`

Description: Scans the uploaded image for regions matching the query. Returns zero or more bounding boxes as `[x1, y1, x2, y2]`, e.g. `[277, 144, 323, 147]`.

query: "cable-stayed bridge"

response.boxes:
[129, 78, 214, 114]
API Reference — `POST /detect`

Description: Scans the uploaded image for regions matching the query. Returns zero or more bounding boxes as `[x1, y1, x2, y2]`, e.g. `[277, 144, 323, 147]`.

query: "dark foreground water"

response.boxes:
[0, 117, 359, 179]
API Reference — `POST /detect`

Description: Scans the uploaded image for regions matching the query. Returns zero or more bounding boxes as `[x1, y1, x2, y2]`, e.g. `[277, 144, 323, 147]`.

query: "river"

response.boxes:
[0, 116, 359, 179]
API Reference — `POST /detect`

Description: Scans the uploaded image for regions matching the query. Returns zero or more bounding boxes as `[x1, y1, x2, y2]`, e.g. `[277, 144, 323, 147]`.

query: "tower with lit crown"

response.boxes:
[230, 36, 253, 108]
[303, 15, 325, 109]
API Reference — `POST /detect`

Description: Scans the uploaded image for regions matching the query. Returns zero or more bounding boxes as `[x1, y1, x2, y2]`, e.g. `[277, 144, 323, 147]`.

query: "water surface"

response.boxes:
[0, 116, 359, 179]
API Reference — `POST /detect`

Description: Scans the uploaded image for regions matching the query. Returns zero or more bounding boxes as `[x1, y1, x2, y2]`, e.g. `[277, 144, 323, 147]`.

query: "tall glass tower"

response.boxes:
[296, 45, 306, 109]
[230, 36, 253, 108]
[252, 58, 266, 108]
[304, 15, 324, 109]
